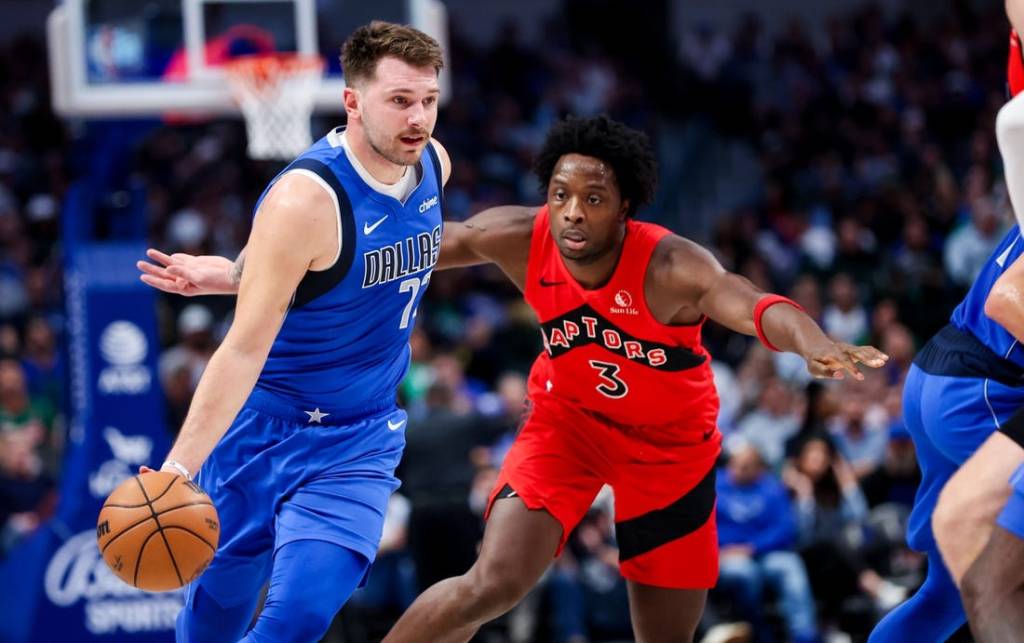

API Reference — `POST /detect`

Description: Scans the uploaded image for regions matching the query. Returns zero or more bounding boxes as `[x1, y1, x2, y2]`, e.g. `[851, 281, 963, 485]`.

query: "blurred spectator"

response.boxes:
[0, 358, 58, 554]
[20, 316, 62, 409]
[400, 381, 508, 591]
[880, 323, 915, 384]
[400, 327, 434, 407]
[344, 493, 418, 639]
[158, 303, 215, 390]
[823, 273, 869, 345]
[785, 436, 907, 627]
[827, 381, 890, 480]
[715, 441, 819, 643]
[546, 490, 633, 643]
[861, 421, 921, 510]
[943, 196, 1008, 288]
[726, 377, 803, 469]
[163, 360, 194, 432]
[711, 360, 742, 433]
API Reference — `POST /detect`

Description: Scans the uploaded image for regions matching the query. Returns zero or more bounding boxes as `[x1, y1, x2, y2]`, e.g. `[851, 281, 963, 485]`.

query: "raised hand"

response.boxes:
[803, 340, 889, 381]
[136, 248, 238, 296]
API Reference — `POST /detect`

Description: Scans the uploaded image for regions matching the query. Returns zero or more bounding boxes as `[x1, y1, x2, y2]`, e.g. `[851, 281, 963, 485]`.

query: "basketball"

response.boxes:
[96, 471, 219, 592]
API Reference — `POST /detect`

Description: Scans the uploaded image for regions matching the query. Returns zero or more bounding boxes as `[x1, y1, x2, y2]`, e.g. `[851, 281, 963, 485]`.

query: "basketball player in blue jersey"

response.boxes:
[137, 21, 451, 643]
[867, 20, 1024, 637]
[950, 7, 1024, 637]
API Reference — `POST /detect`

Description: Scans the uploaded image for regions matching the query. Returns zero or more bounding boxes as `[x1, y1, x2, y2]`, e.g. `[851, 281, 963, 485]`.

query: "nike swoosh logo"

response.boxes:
[387, 419, 406, 431]
[364, 215, 388, 235]
[539, 278, 565, 287]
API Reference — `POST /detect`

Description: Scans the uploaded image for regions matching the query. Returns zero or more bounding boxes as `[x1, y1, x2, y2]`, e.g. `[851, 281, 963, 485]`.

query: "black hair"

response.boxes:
[532, 115, 658, 218]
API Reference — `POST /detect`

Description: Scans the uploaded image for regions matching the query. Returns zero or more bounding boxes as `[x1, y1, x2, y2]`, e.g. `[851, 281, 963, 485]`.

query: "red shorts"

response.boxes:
[486, 393, 722, 589]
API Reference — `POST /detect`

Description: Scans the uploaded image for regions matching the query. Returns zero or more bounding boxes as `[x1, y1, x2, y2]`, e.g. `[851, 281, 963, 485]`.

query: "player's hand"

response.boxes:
[138, 465, 156, 474]
[137, 249, 237, 296]
[803, 340, 888, 381]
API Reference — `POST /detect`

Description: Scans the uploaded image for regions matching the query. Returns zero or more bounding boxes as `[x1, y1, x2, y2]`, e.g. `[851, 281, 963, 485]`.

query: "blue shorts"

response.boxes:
[192, 387, 405, 607]
[902, 364, 1023, 552]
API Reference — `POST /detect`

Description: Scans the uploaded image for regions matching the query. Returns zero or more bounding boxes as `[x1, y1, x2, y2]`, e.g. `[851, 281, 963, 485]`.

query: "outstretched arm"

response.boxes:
[654, 235, 887, 380]
[436, 205, 536, 286]
[137, 247, 243, 296]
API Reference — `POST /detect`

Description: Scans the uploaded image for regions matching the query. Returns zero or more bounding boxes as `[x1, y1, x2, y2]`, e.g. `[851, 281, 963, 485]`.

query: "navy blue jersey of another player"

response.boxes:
[251, 127, 443, 418]
[950, 225, 1024, 368]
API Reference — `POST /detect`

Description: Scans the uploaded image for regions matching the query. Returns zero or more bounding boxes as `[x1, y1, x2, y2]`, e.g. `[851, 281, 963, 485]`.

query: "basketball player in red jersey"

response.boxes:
[383, 115, 886, 643]
[139, 115, 886, 641]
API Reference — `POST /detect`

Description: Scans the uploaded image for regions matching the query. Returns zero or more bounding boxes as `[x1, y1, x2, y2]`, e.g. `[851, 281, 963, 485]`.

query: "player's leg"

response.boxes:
[383, 397, 605, 643]
[383, 494, 564, 643]
[177, 581, 267, 643]
[962, 526, 1024, 642]
[238, 407, 409, 642]
[934, 409, 1024, 584]
[240, 539, 369, 643]
[626, 582, 707, 643]
[962, 467, 1024, 640]
[868, 550, 965, 643]
[612, 435, 721, 642]
[868, 367, 968, 641]
[177, 408, 278, 642]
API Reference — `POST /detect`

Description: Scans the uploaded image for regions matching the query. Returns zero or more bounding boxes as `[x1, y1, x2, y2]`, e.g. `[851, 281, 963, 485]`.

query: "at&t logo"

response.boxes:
[97, 321, 151, 394]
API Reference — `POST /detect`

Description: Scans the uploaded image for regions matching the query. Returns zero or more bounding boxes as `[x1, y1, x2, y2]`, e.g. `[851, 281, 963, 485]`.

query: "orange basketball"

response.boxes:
[96, 471, 219, 592]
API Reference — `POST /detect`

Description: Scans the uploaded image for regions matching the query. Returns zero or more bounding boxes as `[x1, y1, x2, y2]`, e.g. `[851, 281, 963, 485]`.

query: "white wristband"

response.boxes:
[161, 460, 192, 480]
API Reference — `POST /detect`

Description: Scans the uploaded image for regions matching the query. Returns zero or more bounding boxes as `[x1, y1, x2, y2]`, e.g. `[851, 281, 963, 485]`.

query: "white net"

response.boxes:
[226, 54, 325, 161]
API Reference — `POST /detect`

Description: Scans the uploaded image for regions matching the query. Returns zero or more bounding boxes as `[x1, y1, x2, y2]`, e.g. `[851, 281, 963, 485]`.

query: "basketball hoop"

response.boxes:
[225, 53, 325, 161]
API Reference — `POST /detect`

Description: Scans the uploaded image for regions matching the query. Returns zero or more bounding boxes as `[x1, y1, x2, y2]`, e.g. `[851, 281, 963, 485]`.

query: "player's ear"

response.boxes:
[342, 86, 360, 121]
[619, 199, 630, 221]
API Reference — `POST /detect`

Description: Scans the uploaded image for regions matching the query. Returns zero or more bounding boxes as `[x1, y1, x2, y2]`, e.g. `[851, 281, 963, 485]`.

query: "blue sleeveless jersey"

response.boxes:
[251, 127, 443, 417]
[949, 225, 1024, 368]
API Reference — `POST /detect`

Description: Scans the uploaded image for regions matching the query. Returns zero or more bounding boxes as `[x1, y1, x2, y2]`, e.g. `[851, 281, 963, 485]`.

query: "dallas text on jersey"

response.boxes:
[362, 224, 442, 288]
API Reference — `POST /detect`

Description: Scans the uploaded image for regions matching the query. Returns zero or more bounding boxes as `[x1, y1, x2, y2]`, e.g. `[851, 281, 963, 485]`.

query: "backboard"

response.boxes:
[47, 0, 450, 117]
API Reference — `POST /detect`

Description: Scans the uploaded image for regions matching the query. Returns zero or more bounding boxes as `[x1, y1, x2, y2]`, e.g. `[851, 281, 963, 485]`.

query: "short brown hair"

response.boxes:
[341, 21, 444, 86]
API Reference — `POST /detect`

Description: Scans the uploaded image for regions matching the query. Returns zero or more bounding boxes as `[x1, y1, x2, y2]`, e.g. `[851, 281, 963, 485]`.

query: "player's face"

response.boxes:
[547, 154, 629, 265]
[350, 56, 440, 166]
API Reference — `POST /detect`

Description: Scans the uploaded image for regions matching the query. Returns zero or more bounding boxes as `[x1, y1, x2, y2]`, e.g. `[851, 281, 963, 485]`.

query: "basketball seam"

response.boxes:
[134, 476, 184, 588]
[99, 501, 215, 554]
[105, 475, 183, 509]
[132, 529, 168, 588]
[160, 525, 218, 553]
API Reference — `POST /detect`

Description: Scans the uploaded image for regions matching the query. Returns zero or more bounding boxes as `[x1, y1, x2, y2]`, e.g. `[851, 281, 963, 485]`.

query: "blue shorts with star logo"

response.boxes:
[191, 387, 405, 607]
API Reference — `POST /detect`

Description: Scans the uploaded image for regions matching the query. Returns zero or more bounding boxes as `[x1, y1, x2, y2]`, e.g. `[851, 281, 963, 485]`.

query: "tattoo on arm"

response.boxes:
[231, 251, 246, 286]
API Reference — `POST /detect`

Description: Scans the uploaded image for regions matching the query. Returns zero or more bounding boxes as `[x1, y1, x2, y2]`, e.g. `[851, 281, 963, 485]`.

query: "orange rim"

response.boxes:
[225, 53, 324, 90]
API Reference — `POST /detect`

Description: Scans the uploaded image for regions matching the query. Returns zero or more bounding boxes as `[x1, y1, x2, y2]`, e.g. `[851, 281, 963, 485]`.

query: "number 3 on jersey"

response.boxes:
[398, 274, 431, 329]
[588, 360, 628, 398]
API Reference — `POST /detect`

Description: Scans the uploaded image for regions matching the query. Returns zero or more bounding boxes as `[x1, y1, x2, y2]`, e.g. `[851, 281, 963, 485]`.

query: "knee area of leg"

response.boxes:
[251, 602, 335, 643]
[932, 493, 966, 544]
[468, 564, 535, 612]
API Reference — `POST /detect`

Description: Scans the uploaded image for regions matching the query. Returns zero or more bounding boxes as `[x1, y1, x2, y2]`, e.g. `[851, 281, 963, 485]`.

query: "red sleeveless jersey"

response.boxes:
[524, 206, 720, 436]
